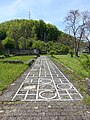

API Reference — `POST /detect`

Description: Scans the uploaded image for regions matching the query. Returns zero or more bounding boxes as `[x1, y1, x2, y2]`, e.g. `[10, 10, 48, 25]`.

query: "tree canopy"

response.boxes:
[0, 19, 74, 54]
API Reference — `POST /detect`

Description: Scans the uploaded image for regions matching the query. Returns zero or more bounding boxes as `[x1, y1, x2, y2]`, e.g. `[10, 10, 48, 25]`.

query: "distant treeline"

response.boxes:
[0, 19, 74, 54]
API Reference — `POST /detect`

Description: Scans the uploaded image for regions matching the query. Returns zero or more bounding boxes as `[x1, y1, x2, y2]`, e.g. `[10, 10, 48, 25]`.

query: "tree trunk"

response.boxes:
[75, 49, 79, 57]
[74, 38, 77, 56]
[24, 39, 26, 50]
[88, 41, 90, 54]
[74, 41, 79, 57]
[8, 48, 10, 55]
[75, 35, 81, 57]
[15, 40, 19, 49]
[0, 40, 3, 50]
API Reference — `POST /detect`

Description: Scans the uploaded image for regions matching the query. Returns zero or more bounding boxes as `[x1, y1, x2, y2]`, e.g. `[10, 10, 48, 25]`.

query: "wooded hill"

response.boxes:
[0, 19, 73, 54]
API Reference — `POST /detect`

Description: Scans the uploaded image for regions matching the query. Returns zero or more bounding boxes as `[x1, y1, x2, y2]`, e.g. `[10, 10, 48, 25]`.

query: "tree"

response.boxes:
[84, 27, 90, 54]
[0, 29, 7, 40]
[82, 11, 90, 54]
[0, 41, 3, 50]
[57, 33, 74, 49]
[64, 10, 87, 56]
[19, 36, 26, 49]
[2, 37, 15, 54]
[38, 20, 46, 41]
[32, 40, 46, 53]
[7, 25, 21, 49]
[46, 41, 54, 52]
[46, 24, 59, 42]
[0, 19, 71, 52]
[0, 27, 7, 50]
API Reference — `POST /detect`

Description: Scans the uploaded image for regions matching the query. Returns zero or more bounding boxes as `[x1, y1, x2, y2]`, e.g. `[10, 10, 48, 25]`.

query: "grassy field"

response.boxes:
[54, 54, 90, 78]
[0, 55, 35, 91]
[52, 54, 90, 104]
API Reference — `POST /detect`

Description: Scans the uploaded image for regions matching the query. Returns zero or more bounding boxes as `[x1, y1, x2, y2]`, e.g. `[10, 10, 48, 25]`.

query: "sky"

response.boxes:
[0, 0, 90, 31]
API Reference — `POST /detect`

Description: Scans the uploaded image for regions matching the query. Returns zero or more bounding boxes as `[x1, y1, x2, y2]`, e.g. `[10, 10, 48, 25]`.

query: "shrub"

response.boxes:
[37, 54, 40, 57]
[4, 53, 10, 57]
[69, 50, 74, 57]
[0, 51, 5, 55]
[49, 50, 56, 57]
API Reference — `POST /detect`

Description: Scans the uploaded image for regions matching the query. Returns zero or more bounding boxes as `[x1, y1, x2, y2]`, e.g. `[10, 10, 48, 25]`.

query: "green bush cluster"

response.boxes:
[47, 42, 70, 56]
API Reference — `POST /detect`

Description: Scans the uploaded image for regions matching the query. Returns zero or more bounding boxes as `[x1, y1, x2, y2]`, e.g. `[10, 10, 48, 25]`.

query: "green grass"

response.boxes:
[0, 55, 35, 91]
[54, 54, 90, 78]
[52, 54, 90, 104]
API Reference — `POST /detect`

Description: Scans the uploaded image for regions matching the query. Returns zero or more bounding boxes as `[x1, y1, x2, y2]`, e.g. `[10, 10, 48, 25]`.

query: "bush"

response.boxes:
[2, 37, 15, 49]
[69, 50, 74, 57]
[4, 53, 10, 57]
[37, 54, 40, 57]
[49, 50, 56, 57]
[60, 45, 70, 54]
[0, 51, 5, 55]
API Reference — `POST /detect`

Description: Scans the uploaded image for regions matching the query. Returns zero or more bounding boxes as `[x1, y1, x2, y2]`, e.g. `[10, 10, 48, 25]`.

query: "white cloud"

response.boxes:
[0, 0, 24, 20]
[0, 0, 90, 30]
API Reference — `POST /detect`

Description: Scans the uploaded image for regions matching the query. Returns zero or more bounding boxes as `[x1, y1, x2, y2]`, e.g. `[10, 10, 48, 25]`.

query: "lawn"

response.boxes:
[0, 55, 35, 91]
[52, 54, 90, 104]
[54, 54, 90, 78]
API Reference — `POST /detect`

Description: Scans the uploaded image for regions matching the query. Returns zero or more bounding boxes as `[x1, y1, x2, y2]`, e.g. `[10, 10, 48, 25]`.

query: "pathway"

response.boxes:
[12, 56, 83, 101]
[0, 56, 90, 120]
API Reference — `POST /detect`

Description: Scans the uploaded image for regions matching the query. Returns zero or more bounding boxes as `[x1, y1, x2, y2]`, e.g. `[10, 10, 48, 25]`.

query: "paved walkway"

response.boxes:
[0, 101, 90, 120]
[12, 56, 82, 101]
[0, 56, 90, 120]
